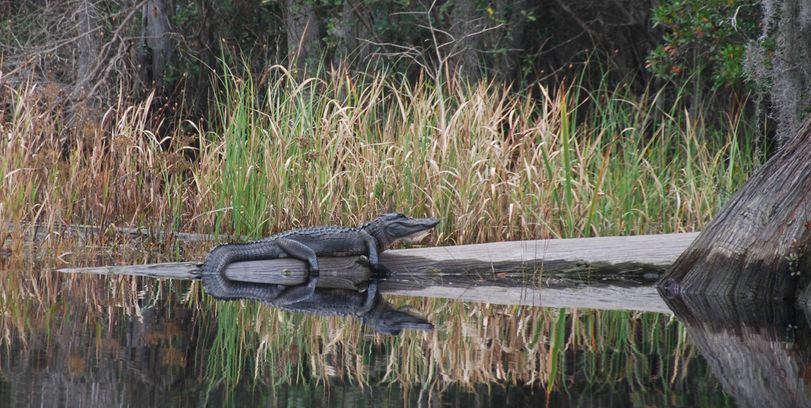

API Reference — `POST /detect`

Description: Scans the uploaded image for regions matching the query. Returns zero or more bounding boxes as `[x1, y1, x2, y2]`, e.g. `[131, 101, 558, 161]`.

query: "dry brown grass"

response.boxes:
[0, 65, 760, 393]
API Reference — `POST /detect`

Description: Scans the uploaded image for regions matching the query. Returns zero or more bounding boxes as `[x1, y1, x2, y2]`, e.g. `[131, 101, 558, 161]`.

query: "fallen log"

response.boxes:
[59, 232, 697, 283]
[58, 232, 697, 313]
[2, 222, 228, 244]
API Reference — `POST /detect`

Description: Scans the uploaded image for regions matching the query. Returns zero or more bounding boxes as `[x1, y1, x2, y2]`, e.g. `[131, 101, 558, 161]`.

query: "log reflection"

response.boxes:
[216, 262, 671, 313]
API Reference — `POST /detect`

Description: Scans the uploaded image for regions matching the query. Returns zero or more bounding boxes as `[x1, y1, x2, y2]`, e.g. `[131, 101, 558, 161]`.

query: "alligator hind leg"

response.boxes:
[276, 238, 320, 276]
[271, 276, 319, 305]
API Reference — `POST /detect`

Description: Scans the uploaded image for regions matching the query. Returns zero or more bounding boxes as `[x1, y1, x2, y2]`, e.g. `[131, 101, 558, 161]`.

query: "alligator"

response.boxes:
[200, 213, 439, 333]
[203, 278, 433, 335]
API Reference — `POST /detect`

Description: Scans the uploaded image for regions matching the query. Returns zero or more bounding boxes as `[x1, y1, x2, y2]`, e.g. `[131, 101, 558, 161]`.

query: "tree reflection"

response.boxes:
[663, 293, 811, 408]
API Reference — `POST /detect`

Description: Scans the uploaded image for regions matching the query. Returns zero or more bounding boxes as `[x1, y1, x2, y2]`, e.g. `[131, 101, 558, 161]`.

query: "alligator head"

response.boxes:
[360, 213, 440, 250]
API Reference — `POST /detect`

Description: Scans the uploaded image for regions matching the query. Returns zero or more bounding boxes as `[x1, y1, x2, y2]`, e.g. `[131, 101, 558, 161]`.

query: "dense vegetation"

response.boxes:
[0, 61, 762, 397]
[1, 0, 764, 120]
[0, 0, 795, 402]
[0, 63, 764, 241]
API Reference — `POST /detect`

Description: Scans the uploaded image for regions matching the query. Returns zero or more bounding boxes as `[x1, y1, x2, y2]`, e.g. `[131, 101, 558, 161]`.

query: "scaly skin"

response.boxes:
[200, 213, 439, 304]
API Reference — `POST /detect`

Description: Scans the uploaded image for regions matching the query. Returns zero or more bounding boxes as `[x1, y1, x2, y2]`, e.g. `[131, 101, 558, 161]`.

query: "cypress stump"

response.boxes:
[658, 118, 811, 300]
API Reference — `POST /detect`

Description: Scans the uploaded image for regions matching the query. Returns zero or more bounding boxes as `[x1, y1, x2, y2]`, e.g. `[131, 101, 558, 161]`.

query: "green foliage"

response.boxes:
[646, 0, 760, 89]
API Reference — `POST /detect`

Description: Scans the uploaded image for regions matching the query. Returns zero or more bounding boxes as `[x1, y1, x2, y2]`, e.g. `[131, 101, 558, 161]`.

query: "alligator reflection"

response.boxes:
[664, 294, 811, 408]
[203, 275, 433, 335]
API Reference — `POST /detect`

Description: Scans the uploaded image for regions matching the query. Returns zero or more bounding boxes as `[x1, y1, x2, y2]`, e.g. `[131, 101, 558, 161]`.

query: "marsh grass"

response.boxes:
[1, 64, 763, 244]
[0, 62, 763, 396]
[181, 63, 763, 246]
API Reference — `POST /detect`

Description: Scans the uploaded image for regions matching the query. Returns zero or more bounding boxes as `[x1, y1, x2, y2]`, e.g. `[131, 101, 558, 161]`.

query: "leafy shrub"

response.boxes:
[646, 0, 760, 90]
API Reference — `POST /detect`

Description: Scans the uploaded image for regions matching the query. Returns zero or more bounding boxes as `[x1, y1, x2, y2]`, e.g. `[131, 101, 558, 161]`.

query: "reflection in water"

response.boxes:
[0, 274, 198, 407]
[0, 251, 731, 407]
[664, 294, 811, 408]
[9, 232, 811, 406]
[203, 275, 433, 335]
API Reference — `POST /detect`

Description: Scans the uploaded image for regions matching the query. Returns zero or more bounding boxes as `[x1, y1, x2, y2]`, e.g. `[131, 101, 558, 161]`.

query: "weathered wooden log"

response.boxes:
[658, 117, 811, 300]
[58, 233, 697, 313]
[216, 231, 697, 283]
[2, 222, 228, 243]
[59, 262, 201, 280]
[59, 232, 697, 284]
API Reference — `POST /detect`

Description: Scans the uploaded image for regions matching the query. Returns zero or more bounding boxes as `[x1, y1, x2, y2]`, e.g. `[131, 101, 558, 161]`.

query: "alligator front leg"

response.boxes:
[276, 238, 320, 276]
[360, 231, 379, 267]
[358, 279, 380, 314]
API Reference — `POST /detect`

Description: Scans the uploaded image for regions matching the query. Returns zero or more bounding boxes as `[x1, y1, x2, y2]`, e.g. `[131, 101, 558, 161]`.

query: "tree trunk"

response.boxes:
[448, 0, 484, 81]
[333, 0, 373, 67]
[658, 117, 811, 299]
[487, 0, 530, 81]
[284, 0, 323, 74]
[141, 0, 175, 87]
[66, 0, 102, 155]
[73, 0, 100, 97]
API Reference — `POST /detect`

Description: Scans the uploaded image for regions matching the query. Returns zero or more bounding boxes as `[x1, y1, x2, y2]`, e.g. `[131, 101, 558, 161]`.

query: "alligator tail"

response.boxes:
[200, 241, 285, 300]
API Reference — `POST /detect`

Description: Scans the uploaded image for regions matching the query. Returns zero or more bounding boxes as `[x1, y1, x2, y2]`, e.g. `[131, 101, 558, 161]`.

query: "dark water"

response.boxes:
[2, 265, 809, 407]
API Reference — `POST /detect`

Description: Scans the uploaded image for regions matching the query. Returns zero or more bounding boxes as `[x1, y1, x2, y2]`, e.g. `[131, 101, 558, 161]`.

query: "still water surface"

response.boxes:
[1, 252, 807, 406]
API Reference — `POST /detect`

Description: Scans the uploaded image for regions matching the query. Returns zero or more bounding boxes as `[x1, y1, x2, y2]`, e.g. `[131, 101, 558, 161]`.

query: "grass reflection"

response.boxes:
[0, 247, 732, 406]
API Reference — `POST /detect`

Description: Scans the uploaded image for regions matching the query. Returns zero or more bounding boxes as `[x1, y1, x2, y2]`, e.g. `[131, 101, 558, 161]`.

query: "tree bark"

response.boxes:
[486, 0, 530, 81]
[283, 0, 322, 74]
[141, 0, 175, 87]
[448, 0, 484, 80]
[658, 117, 811, 300]
[333, 0, 373, 67]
